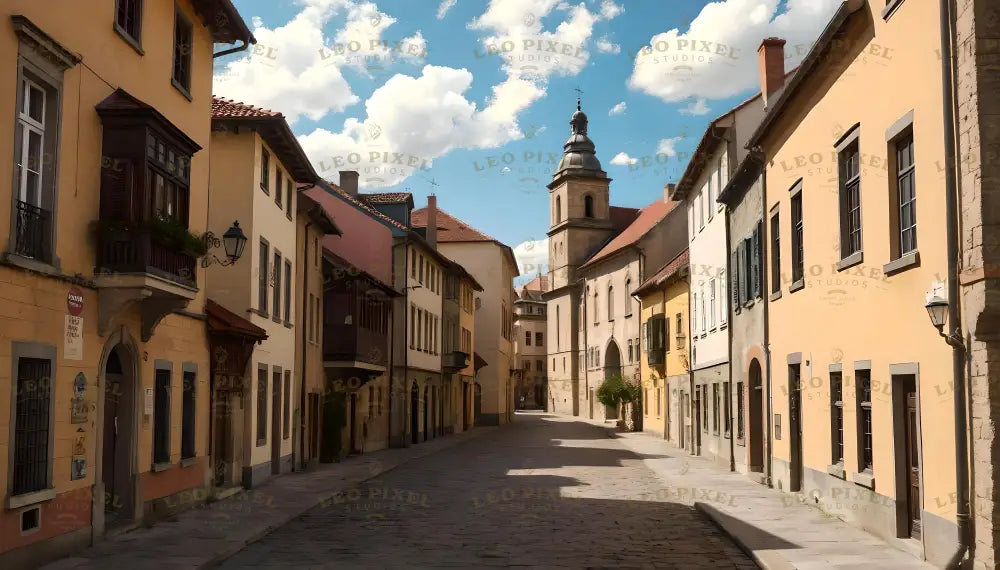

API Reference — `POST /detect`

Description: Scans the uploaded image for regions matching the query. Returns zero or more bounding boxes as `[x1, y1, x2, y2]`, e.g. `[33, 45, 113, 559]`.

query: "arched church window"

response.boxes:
[556, 196, 562, 223]
[584, 195, 594, 218]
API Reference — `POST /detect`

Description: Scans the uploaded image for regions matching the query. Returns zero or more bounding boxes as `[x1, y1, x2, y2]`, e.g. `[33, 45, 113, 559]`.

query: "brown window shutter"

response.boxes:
[99, 158, 135, 220]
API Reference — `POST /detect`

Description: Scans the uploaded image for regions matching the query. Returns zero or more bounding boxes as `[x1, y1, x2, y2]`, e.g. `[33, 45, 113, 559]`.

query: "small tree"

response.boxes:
[597, 374, 643, 431]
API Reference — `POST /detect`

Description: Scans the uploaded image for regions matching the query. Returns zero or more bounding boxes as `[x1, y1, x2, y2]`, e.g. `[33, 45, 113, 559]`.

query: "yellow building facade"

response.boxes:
[0, 1, 253, 566]
[637, 251, 690, 446]
[750, 1, 957, 563]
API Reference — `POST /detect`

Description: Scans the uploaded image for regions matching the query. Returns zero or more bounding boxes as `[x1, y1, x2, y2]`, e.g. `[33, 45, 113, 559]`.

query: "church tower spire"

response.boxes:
[553, 98, 605, 180]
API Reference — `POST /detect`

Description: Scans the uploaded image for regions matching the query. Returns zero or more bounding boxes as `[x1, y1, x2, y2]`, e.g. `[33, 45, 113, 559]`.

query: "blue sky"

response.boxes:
[215, 0, 842, 283]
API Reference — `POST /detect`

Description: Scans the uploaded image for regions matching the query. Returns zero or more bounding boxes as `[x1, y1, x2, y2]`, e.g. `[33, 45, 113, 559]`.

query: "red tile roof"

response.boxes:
[411, 207, 520, 276]
[634, 249, 690, 297]
[610, 206, 641, 231]
[361, 192, 413, 205]
[522, 274, 549, 292]
[318, 181, 409, 232]
[211, 97, 282, 119]
[580, 199, 681, 271]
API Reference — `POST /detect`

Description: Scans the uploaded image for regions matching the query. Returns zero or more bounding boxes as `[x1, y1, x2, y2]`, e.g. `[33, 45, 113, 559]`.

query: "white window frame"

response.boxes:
[16, 78, 46, 206]
[709, 277, 716, 330]
[720, 270, 727, 326]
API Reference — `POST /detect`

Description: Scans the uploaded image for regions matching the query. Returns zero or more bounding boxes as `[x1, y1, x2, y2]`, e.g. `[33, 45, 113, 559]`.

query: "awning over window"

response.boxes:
[206, 299, 267, 378]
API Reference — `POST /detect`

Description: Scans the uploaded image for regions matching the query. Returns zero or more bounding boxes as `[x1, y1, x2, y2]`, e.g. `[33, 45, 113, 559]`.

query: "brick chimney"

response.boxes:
[664, 183, 676, 203]
[339, 170, 359, 196]
[758, 37, 786, 107]
[426, 194, 438, 249]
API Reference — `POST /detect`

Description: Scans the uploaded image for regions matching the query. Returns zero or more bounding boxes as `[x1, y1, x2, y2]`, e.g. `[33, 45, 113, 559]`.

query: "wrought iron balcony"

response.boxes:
[96, 230, 197, 287]
[14, 201, 51, 262]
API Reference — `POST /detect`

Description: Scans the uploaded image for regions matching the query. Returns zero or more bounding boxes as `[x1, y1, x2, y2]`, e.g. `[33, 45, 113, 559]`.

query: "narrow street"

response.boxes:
[218, 413, 755, 569]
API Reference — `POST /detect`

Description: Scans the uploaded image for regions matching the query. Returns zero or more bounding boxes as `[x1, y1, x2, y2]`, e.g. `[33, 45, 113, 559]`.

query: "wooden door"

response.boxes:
[789, 366, 803, 492]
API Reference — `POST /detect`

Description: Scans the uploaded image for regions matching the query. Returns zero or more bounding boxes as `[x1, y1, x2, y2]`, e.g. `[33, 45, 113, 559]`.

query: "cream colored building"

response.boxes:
[747, 2, 957, 563]
[513, 275, 548, 410]
[208, 98, 313, 488]
[0, 1, 253, 566]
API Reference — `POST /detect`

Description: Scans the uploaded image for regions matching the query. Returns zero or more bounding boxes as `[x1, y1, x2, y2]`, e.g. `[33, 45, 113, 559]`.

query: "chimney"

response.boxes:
[426, 194, 438, 249]
[339, 170, 359, 196]
[664, 183, 676, 203]
[758, 37, 786, 107]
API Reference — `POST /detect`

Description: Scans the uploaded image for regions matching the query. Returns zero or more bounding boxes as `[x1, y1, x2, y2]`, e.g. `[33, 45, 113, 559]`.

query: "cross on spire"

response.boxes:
[574, 87, 583, 111]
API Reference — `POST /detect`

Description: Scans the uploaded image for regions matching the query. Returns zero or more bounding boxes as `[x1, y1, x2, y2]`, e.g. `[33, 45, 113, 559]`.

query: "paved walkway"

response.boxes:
[44, 427, 494, 570]
[599, 422, 934, 569]
[216, 412, 754, 569]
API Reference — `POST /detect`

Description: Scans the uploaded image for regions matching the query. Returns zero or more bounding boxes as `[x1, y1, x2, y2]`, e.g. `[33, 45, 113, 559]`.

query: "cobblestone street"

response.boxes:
[218, 413, 755, 569]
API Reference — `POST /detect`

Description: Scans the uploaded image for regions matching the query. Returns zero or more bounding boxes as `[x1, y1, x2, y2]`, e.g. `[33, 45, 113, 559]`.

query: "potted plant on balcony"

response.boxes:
[146, 215, 208, 257]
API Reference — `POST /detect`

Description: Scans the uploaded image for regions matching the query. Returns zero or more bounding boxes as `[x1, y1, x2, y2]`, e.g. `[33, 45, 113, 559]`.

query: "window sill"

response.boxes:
[827, 462, 846, 479]
[742, 299, 755, 309]
[624, 313, 632, 319]
[883, 250, 920, 276]
[769, 290, 782, 302]
[180, 457, 198, 468]
[256, 439, 267, 447]
[789, 279, 805, 293]
[851, 470, 875, 490]
[261, 185, 270, 195]
[735, 437, 745, 446]
[249, 308, 268, 319]
[882, 0, 906, 20]
[3, 252, 62, 277]
[152, 461, 173, 473]
[273, 316, 282, 324]
[284, 321, 293, 329]
[113, 23, 144, 55]
[171, 78, 192, 102]
[836, 250, 864, 272]
[7, 488, 56, 509]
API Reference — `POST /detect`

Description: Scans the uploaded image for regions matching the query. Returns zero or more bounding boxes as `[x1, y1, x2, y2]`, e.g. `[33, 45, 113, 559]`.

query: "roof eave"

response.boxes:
[213, 116, 318, 183]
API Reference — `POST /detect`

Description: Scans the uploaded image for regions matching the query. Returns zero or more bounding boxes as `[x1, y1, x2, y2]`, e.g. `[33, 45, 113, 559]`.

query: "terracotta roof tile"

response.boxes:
[211, 97, 282, 119]
[411, 207, 519, 276]
[318, 181, 409, 232]
[522, 274, 549, 293]
[610, 206, 641, 231]
[581, 199, 681, 270]
[360, 192, 413, 205]
[634, 249, 690, 296]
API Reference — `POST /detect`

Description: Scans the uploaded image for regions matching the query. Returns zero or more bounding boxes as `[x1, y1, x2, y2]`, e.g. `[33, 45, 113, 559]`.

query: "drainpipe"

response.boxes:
[939, 0, 971, 566]
[725, 207, 736, 472]
[213, 40, 250, 59]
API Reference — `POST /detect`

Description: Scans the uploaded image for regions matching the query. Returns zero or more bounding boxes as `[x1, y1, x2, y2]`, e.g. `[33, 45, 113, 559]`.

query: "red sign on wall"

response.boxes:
[67, 287, 84, 316]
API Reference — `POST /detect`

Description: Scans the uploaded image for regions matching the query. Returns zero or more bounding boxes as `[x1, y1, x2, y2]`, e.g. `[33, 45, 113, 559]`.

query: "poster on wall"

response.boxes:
[71, 430, 86, 480]
[64, 314, 83, 360]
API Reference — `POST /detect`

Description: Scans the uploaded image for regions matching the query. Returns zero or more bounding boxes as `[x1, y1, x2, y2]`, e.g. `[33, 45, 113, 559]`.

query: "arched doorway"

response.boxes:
[603, 340, 622, 419]
[410, 381, 419, 445]
[748, 359, 764, 473]
[101, 343, 137, 530]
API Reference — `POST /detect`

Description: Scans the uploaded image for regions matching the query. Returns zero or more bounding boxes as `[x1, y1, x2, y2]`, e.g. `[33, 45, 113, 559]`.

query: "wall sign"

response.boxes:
[64, 315, 83, 360]
[144, 387, 154, 416]
[67, 286, 84, 317]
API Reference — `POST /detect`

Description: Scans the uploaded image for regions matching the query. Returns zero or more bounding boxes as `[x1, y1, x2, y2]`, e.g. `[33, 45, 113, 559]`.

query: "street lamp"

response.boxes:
[925, 294, 964, 349]
[201, 221, 248, 268]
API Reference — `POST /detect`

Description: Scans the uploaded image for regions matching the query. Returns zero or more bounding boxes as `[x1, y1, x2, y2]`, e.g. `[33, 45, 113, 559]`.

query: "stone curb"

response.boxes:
[695, 501, 794, 570]
[194, 427, 495, 568]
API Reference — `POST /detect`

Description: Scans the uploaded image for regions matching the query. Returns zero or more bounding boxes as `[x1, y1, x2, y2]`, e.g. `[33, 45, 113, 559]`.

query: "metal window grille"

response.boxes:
[831, 372, 844, 463]
[858, 371, 873, 470]
[13, 358, 51, 495]
[181, 371, 196, 459]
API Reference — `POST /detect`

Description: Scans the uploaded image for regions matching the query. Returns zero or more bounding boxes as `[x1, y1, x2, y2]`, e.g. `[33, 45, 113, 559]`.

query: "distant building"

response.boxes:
[514, 275, 549, 410]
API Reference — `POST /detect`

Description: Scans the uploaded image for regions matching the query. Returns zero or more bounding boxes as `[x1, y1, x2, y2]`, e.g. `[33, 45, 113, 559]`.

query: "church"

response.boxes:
[543, 101, 688, 421]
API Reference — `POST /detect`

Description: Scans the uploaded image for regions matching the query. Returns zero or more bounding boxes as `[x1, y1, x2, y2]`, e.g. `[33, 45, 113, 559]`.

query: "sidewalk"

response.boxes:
[595, 423, 933, 569]
[44, 427, 494, 570]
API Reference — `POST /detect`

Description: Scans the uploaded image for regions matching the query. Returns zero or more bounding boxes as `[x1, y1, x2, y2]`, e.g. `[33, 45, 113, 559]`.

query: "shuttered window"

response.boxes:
[751, 222, 762, 298]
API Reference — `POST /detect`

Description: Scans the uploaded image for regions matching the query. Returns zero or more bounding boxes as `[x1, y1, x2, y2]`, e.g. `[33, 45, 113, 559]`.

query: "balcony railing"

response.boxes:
[14, 201, 51, 261]
[324, 324, 389, 367]
[647, 349, 665, 366]
[97, 230, 197, 287]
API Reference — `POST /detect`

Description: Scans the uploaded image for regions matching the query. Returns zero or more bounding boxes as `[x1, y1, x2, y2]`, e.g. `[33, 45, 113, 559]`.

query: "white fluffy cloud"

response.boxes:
[437, 0, 456, 19]
[513, 238, 549, 277]
[608, 101, 627, 115]
[679, 98, 711, 116]
[610, 152, 638, 166]
[299, 65, 545, 187]
[657, 137, 683, 157]
[596, 34, 621, 54]
[599, 0, 624, 20]
[627, 0, 842, 103]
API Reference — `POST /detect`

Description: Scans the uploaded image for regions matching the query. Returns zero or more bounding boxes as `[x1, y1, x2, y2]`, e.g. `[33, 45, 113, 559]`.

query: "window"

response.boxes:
[720, 270, 727, 325]
[607, 285, 614, 320]
[736, 382, 745, 440]
[584, 195, 594, 218]
[707, 178, 714, 221]
[770, 211, 780, 294]
[419, 255, 424, 283]
[700, 289, 706, 333]
[751, 222, 762, 298]
[13, 75, 54, 262]
[523, 361, 530, 372]
[410, 249, 416, 279]
[525, 331, 531, 346]
[409, 305, 415, 348]
[676, 313, 683, 346]
[272, 252, 282, 321]
[791, 191, 804, 282]
[368, 386, 375, 419]
[181, 370, 196, 459]
[698, 191, 704, 229]
[377, 387, 383, 416]
[713, 383, 720, 434]
[857, 370, 873, 471]
[12, 356, 51, 495]
[115, 0, 143, 45]
[691, 292, 697, 337]
[260, 148, 270, 193]
[256, 367, 268, 444]
[723, 381, 731, 436]
[895, 134, 916, 255]
[709, 278, 716, 329]
[624, 279, 632, 316]
[286, 177, 294, 218]
[535, 332, 542, 346]
[283, 370, 291, 439]
[593, 291, 598, 325]
[839, 139, 863, 257]
[536, 359, 543, 372]
[701, 386, 708, 432]
[831, 372, 844, 464]
[552, 358, 556, 371]
[555, 196, 562, 223]
[276, 174, 284, 208]
[627, 339, 633, 363]
[284, 260, 292, 323]
[154, 368, 171, 463]
[172, 7, 193, 93]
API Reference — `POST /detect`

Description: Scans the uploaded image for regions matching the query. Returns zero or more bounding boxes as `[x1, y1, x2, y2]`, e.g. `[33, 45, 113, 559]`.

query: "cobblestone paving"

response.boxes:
[219, 413, 757, 569]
